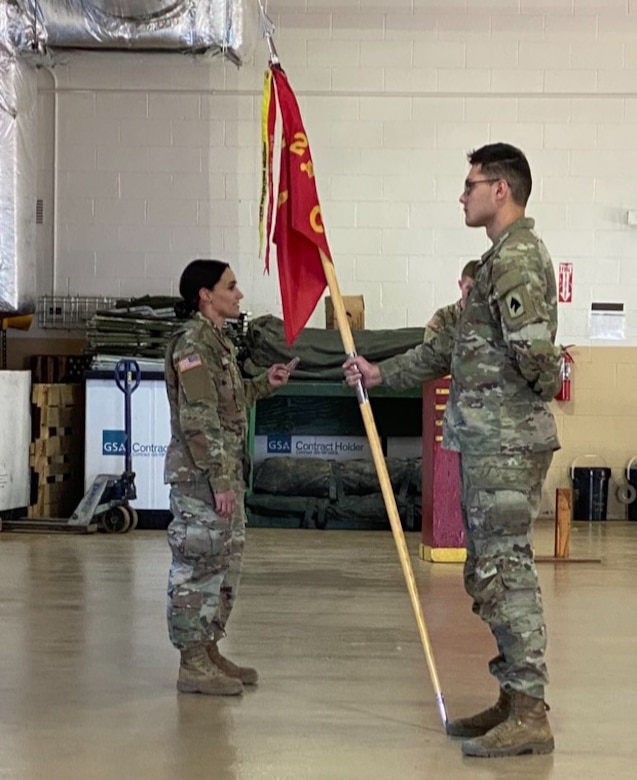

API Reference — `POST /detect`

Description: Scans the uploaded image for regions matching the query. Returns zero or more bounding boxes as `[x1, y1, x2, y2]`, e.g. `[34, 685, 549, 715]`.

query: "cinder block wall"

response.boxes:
[19, 1, 637, 518]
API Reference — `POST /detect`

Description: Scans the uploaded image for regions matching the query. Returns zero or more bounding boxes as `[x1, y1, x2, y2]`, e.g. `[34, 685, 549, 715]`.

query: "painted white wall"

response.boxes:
[35, 1, 637, 342]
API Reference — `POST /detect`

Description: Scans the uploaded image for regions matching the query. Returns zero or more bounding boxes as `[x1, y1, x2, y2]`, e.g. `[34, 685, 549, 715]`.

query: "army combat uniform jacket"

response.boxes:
[424, 301, 462, 343]
[164, 313, 274, 493]
[381, 217, 561, 455]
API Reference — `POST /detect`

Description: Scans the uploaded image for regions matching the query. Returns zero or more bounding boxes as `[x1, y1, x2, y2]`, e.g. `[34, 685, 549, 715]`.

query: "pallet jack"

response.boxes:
[2, 359, 141, 534]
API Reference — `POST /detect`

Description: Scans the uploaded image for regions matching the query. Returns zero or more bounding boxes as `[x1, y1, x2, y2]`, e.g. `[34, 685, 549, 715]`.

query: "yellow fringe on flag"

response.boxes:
[259, 68, 273, 263]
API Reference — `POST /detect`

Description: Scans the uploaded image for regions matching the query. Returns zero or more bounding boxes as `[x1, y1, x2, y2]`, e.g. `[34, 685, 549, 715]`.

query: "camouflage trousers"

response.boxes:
[166, 481, 246, 650]
[459, 451, 553, 700]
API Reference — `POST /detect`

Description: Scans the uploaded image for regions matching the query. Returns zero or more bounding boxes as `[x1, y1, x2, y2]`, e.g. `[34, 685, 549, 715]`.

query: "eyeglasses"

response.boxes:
[462, 178, 502, 196]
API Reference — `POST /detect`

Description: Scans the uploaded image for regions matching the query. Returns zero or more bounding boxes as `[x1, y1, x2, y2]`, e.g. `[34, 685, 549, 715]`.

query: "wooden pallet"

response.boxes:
[27, 480, 84, 519]
[30, 354, 93, 384]
[31, 382, 84, 408]
[27, 383, 85, 519]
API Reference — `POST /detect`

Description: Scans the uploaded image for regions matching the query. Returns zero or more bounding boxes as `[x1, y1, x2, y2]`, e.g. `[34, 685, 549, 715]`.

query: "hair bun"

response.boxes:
[174, 300, 191, 319]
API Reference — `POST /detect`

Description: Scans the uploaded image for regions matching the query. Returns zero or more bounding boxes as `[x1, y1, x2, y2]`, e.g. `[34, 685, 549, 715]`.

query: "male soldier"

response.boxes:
[343, 143, 561, 758]
[423, 260, 478, 343]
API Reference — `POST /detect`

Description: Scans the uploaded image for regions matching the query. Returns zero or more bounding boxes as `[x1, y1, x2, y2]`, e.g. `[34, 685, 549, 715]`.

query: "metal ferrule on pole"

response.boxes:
[346, 351, 369, 405]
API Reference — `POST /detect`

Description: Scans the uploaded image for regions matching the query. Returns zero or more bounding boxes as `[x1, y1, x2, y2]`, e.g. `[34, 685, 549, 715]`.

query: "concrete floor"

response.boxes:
[0, 520, 635, 779]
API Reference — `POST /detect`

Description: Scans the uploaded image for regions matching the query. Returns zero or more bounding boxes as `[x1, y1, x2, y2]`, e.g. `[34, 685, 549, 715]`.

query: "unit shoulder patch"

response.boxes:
[506, 292, 525, 319]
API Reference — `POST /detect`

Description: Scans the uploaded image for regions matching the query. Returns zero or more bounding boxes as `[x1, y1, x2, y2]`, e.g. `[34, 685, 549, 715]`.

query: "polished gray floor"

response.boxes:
[0, 521, 635, 779]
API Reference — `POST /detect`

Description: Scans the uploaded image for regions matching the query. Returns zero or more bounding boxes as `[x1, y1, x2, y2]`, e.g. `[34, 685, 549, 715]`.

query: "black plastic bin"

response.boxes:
[628, 467, 637, 521]
[571, 466, 611, 521]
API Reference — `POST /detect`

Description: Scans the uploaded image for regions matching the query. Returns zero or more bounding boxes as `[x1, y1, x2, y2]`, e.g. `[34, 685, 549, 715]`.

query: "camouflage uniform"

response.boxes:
[424, 301, 462, 343]
[164, 312, 274, 650]
[380, 217, 561, 699]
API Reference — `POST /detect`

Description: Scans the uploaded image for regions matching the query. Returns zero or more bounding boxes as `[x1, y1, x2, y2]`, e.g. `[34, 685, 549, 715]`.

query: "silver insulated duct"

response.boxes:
[0, 44, 37, 314]
[0, 0, 259, 314]
[13, 1, 258, 60]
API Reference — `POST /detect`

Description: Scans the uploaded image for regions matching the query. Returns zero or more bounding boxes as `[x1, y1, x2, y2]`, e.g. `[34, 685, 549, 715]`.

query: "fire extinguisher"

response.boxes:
[555, 345, 575, 402]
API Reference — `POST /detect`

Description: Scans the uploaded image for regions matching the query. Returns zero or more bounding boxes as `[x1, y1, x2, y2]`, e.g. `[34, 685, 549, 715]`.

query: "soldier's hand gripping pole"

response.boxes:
[319, 249, 448, 730]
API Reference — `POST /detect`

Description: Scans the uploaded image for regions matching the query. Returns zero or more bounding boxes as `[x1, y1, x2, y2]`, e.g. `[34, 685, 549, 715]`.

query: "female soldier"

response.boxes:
[164, 259, 291, 695]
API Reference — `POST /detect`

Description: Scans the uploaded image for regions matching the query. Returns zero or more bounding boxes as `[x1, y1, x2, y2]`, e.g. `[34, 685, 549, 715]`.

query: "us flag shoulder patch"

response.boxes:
[178, 353, 202, 372]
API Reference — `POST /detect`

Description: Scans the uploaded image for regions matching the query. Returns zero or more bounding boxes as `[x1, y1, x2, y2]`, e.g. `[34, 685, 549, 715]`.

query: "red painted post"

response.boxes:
[420, 377, 466, 563]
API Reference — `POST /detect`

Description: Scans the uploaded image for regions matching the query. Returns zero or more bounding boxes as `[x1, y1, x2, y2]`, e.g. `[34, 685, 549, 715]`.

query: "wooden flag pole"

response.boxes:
[319, 249, 448, 730]
[258, 2, 446, 726]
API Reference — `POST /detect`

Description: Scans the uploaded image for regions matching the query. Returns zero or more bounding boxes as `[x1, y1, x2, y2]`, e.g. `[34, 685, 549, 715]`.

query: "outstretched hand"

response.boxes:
[267, 363, 294, 388]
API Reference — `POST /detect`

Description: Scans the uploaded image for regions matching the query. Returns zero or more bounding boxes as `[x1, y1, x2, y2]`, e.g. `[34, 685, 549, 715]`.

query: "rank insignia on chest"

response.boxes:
[178, 353, 203, 372]
[506, 293, 524, 318]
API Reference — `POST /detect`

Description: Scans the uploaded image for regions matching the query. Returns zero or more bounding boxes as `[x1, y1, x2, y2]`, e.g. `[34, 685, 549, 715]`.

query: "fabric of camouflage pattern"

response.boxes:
[460, 450, 552, 699]
[164, 312, 273, 492]
[423, 301, 462, 344]
[167, 482, 245, 649]
[380, 217, 561, 455]
[376, 216, 560, 698]
[164, 312, 274, 649]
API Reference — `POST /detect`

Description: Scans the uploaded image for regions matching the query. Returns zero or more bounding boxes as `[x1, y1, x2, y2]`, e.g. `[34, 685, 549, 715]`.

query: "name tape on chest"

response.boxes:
[178, 353, 203, 373]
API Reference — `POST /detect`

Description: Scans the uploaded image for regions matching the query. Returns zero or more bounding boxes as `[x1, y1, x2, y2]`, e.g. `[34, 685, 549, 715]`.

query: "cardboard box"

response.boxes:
[325, 295, 365, 331]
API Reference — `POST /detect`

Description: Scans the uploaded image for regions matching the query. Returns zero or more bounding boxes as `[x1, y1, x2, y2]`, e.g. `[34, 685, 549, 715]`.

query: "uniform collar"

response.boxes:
[194, 310, 220, 329]
[194, 311, 232, 351]
[481, 216, 535, 263]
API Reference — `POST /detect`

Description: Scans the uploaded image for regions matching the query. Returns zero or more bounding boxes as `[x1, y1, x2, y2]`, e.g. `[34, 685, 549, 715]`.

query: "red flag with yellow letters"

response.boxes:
[263, 66, 332, 346]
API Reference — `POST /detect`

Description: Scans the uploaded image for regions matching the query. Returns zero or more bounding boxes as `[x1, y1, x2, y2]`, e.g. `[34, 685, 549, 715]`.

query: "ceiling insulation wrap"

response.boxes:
[12, 0, 258, 62]
[87, 2, 188, 19]
[0, 47, 37, 314]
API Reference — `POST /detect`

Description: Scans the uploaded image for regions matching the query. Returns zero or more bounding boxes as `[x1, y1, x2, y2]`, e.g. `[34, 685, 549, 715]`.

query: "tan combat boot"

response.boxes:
[206, 641, 259, 685]
[447, 689, 511, 738]
[461, 691, 554, 757]
[177, 644, 243, 696]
